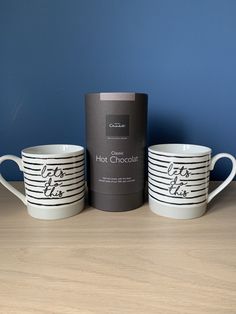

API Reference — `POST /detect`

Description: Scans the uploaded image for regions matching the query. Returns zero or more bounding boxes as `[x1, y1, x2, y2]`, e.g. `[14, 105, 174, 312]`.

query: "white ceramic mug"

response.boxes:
[148, 144, 236, 219]
[0, 144, 85, 220]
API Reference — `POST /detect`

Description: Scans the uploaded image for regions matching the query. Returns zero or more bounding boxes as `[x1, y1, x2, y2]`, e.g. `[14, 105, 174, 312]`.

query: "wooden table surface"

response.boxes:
[0, 182, 235, 314]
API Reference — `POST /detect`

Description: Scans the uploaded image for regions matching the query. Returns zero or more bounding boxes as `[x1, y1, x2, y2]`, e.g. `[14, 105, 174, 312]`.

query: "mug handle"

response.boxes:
[208, 153, 236, 203]
[0, 155, 27, 205]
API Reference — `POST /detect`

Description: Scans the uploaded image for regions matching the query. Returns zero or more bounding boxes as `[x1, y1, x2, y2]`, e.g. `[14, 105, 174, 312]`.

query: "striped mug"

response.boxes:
[148, 144, 236, 219]
[0, 144, 85, 219]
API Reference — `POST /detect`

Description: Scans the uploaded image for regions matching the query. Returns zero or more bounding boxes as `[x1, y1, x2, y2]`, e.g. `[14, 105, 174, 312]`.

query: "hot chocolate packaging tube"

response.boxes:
[85, 92, 148, 211]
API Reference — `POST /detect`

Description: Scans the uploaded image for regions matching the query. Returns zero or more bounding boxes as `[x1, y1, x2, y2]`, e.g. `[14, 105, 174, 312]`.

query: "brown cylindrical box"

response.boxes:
[85, 92, 148, 211]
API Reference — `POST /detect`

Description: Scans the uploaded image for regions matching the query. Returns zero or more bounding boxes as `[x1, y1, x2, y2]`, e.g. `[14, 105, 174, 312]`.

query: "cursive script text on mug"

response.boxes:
[168, 163, 189, 198]
[41, 165, 65, 198]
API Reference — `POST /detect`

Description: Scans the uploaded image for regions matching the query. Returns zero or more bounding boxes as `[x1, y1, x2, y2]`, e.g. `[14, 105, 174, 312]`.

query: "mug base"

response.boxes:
[27, 198, 85, 220]
[149, 196, 207, 219]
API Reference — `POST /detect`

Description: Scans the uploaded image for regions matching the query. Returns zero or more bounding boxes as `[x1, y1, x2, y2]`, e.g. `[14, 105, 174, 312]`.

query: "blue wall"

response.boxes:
[0, 0, 236, 180]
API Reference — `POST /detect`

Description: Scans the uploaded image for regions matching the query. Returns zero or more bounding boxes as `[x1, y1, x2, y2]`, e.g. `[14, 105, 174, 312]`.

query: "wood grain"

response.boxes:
[0, 182, 235, 314]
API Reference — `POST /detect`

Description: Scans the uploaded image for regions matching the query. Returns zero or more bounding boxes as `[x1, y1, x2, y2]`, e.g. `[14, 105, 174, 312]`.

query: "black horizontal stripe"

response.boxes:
[24, 176, 46, 183]
[23, 162, 84, 172]
[61, 178, 85, 187]
[43, 159, 84, 166]
[67, 185, 85, 192]
[25, 179, 85, 189]
[61, 164, 84, 171]
[148, 170, 171, 181]
[23, 159, 84, 167]
[186, 181, 209, 187]
[149, 193, 206, 206]
[65, 170, 84, 176]
[149, 156, 211, 172]
[149, 186, 206, 200]
[148, 174, 210, 189]
[189, 164, 210, 170]
[191, 187, 208, 192]
[149, 182, 208, 194]
[148, 157, 169, 164]
[26, 189, 85, 200]
[148, 156, 168, 167]
[148, 151, 210, 159]
[25, 187, 43, 194]
[25, 182, 84, 194]
[23, 161, 44, 166]
[149, 155, 210, 165]
[148, 181, 168, 191]
[22, 153, 84, 160]
[55, 174, 84, 182]
[150, 169, 166, 175]
[27, 195, 84, 207]
[148, 175, 170, 186]
[24, 171, 41, 177]
[148, 168, 209, 183]
[180, 175, 210, 182]
[191, 170, 210, 175]
[24, 181, 43, 188]
[24, 166, 41, 171]
[148, 165, 167, 174]
[148, 172, 172, 181]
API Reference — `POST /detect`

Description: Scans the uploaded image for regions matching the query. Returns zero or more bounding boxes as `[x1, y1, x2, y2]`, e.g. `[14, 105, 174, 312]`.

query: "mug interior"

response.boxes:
[22, 144, 84, 157]
[149, 144, 211, 156]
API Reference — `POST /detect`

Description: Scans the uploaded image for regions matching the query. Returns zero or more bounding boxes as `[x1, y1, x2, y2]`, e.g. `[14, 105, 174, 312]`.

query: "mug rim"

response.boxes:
[148, 143, 211, 156]
[22, 144, 84, 157]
